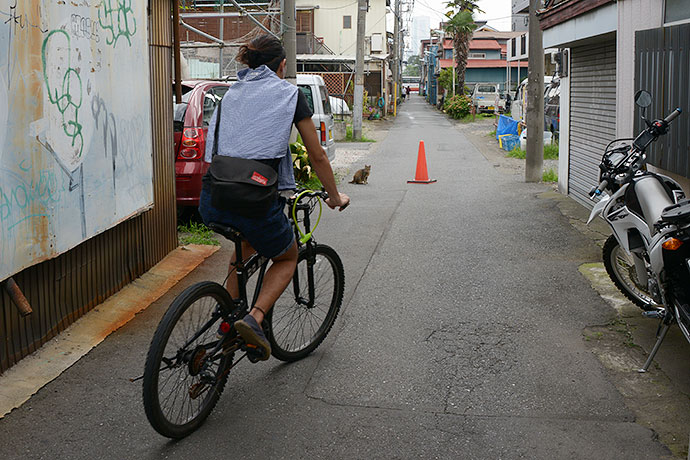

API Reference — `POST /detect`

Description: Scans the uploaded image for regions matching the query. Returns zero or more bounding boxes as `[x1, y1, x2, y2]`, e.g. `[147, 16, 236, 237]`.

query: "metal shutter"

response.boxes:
[568, 39, 617, 207]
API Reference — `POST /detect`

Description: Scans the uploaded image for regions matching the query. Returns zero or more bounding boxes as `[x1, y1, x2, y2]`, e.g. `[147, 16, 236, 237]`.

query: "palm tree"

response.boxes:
[444, 1, 482, 94]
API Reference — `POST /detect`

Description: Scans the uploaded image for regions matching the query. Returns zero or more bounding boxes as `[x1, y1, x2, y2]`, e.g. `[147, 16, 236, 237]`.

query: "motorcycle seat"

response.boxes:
[661, 199, 690, 224]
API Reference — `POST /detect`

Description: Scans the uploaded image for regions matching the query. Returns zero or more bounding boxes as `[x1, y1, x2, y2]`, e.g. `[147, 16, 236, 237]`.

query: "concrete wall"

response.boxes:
[296, 0, 388, 56]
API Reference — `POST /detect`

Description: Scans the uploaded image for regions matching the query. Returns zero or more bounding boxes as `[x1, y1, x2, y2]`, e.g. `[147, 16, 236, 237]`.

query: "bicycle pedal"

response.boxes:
[642, 309, 665, 319]
[242, 344, 264, 363]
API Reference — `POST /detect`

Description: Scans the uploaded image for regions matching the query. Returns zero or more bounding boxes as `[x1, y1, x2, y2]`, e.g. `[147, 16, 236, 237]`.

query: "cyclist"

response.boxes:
[198, 34, 350, 361]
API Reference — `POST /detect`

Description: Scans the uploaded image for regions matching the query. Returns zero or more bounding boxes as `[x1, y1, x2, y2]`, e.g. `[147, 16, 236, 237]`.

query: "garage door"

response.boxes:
[568, 38, 617, 208]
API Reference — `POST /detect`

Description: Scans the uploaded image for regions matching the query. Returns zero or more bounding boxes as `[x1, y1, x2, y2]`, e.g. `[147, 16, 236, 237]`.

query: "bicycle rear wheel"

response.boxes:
[266, 244, 344, 361]
[143, 281, 234, 438]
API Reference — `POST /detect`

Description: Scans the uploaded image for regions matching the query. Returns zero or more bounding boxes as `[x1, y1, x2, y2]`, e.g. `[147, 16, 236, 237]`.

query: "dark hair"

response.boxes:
[236, 34, 286, 72]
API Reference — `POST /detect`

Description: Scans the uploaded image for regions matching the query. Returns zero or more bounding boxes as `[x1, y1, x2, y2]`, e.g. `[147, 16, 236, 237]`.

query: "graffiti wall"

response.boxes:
[0, 1, 153, 281]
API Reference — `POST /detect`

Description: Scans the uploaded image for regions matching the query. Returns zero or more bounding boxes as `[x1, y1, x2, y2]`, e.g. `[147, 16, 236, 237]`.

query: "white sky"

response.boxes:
[412, 0, 512, 32]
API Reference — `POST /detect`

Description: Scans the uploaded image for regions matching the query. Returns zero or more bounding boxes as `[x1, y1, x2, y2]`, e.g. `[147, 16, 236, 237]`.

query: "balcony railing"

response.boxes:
[296, 33, 335, 55]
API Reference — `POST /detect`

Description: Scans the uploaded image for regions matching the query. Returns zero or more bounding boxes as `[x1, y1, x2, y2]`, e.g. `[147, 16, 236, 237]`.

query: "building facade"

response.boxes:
[541, 0, 690, 205]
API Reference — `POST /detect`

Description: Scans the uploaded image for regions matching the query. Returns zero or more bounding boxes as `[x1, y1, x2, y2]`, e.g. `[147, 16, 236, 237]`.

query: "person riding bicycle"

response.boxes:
[198, 35, 350, 361]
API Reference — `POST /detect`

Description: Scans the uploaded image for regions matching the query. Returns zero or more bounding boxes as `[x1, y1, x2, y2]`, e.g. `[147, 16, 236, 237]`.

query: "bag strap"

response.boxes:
[212, 98, 222, 158]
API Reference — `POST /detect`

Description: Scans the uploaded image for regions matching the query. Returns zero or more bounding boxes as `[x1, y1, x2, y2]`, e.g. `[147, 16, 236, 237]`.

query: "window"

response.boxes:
[297, 10, 313, 33]
[511, 38, 516, 57]
[665, 0, 690, 24]
[444, 49, 453, 59]
[520, 35, 526, 55]
[468, 52, 486, 59]
[202, 86, 230, 126]
[343, 15, 351, 29]
[298, 85, 314, 112]
[319, 85, 332, 115]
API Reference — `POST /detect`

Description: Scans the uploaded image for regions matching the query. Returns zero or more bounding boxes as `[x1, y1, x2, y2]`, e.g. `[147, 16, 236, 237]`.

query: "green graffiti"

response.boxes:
[99, 0, 136, 47]
[41, 29, 84, 159]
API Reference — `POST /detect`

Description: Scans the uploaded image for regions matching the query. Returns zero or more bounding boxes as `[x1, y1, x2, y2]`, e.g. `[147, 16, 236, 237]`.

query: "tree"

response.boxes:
[403, 55, 421, 77]
[444, 1, 482, 92]
[438, 67, 456, 92]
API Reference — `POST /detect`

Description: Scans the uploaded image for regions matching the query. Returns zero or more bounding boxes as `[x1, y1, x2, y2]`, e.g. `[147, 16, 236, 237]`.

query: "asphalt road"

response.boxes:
[0, 96, 673, 459]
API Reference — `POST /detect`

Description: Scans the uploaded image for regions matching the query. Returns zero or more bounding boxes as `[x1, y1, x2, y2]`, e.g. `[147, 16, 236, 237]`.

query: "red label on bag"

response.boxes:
[251, 172, 268, 185]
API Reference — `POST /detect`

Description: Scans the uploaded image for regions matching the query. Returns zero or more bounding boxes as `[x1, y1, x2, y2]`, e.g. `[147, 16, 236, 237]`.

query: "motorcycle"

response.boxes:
[586, 90, 689, 372]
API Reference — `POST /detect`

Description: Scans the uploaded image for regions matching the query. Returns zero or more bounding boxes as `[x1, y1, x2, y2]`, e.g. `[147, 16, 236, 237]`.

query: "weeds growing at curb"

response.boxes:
[507, 143, 560, 161]
[507, 147, 526, 159]
[178, 221, 220, 246]
[345, 125, 376, 142]
[544, 142, 559, 159]
[542, 169, 558, 183]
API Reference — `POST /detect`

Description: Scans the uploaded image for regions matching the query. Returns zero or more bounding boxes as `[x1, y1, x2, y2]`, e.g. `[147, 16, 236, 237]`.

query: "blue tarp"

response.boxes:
[496, 115, 519, 140]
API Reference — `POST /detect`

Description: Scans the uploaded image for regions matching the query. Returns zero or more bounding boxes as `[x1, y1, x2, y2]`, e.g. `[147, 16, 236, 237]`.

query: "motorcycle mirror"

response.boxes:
[635, 90, 652, 108]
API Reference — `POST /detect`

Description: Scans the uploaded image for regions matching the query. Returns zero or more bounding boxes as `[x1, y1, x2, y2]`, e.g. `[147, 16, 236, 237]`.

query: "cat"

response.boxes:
[349, 165, 371, 184]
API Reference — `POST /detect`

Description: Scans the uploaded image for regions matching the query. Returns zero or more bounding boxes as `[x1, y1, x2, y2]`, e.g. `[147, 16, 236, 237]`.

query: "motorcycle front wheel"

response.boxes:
[603, 235, 656, 311]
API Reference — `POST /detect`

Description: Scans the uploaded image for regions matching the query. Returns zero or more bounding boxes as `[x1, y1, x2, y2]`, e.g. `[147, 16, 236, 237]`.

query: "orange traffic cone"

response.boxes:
[407, 141, 437, 184]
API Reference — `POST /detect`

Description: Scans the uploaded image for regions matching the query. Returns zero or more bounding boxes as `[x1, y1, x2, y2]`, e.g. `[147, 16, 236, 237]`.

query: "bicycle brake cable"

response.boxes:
[292, 190, 322, 244]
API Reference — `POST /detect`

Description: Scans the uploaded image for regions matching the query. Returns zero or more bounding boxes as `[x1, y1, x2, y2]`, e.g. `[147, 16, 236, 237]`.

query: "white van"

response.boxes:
[472, 84, 500, 113]
[296, 74, 336, 161]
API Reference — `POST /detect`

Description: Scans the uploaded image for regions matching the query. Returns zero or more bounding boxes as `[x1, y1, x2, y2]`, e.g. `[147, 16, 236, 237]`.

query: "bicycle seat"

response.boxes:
[207, 222, 244, 243]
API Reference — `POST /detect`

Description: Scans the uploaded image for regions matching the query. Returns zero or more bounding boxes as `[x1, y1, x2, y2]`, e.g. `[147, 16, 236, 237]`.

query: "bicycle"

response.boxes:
[142, 190, 345, 439]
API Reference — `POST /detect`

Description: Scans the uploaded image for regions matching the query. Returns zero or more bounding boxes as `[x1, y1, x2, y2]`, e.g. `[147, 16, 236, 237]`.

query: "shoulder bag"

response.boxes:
[207, 98, 279, 218]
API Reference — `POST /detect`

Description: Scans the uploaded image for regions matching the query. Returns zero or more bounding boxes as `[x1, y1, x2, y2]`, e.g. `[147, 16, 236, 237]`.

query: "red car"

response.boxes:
[174, 80, 232, 217]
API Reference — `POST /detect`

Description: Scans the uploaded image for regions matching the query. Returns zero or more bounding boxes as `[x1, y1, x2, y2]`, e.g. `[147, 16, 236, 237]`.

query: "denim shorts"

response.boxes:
[198, 186, 294, 259]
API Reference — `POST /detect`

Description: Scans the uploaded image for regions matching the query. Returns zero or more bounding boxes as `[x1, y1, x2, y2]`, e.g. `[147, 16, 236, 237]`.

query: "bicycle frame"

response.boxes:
[228, 195, 319, 317]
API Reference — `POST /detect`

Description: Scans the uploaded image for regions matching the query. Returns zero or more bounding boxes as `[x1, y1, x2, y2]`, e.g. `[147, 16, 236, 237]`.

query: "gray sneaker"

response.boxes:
[234, 314, 271, 361]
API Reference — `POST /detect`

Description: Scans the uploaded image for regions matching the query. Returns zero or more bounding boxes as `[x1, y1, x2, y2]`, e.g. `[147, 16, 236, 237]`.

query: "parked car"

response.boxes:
[472, 83, 500, 113]
[174, 80, 232, 217]
[297, 74, 336, 161]
[544, 78, 560, 141]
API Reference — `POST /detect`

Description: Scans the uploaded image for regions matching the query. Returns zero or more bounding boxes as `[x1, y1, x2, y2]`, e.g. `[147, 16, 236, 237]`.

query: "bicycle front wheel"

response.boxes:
[143, 281, 234, 438]
[266, 244, 344, 361]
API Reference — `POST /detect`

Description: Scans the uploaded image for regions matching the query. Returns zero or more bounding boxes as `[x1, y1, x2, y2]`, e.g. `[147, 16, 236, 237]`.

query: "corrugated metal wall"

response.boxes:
[568, 37, 617, 208]
[0, 1, 177, 374]
[635, 23, 690, 178]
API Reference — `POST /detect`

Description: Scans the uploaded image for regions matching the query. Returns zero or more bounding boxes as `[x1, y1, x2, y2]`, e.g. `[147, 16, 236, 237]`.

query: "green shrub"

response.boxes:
[291, 142, 326, 188]
[443, 94, 473, 119]
[291, 142, 313, 184]
[542, 169, 558, 182]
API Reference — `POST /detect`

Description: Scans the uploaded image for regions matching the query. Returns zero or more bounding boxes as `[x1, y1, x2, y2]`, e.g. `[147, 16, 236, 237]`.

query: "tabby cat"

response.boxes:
[349, 165, 371, 184]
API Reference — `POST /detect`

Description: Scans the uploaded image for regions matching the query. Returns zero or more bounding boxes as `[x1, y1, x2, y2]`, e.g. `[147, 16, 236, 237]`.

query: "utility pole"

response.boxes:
[353, 0, 367, 139]
[393, 0, 401, 107]
[525, 0, 544, 182]
[283, 0, 297, 84]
